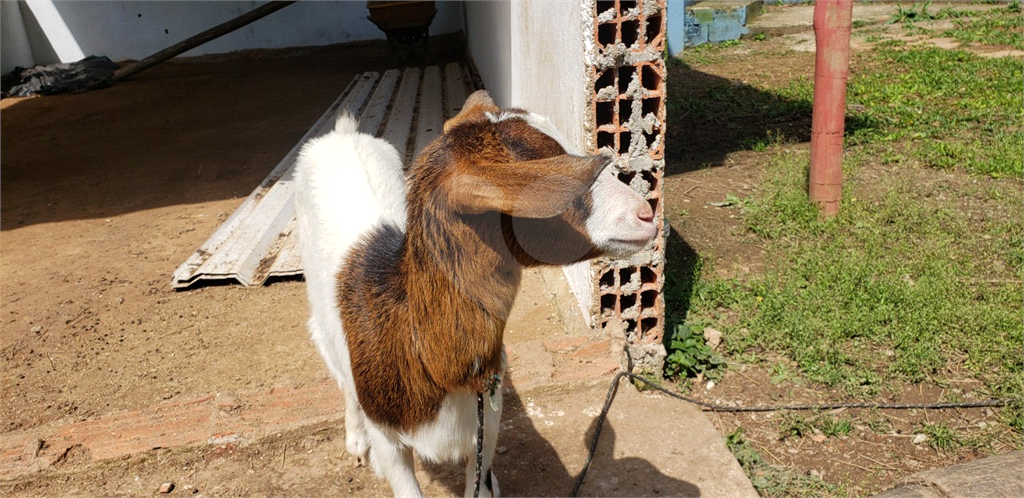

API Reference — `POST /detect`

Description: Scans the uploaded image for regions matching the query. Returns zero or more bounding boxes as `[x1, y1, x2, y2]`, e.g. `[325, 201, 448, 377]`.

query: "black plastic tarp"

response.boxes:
[2, 56, 119, 98]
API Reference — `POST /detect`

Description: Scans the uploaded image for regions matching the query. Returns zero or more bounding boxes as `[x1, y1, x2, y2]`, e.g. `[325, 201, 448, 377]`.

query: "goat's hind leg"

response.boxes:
[307, 317, 369, 462]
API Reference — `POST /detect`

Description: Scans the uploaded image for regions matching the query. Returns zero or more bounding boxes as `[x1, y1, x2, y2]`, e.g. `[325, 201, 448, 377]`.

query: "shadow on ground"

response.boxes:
[422, 381, 700, 497]
[663, 60, 875, 177]
[0, 35, 465, 230]
[662, 225, 702, 333]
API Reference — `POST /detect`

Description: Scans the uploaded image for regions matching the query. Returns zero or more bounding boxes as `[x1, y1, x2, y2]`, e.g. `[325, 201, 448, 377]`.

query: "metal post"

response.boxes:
[808, 0, 853, 218]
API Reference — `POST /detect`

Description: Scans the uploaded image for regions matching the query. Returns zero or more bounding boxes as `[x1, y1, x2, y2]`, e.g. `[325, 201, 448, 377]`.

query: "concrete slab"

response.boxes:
[497, 379, 759, 498]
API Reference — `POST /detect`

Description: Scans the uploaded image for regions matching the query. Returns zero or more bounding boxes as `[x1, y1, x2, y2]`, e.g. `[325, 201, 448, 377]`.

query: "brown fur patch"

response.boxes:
[338, 106, 608, 431]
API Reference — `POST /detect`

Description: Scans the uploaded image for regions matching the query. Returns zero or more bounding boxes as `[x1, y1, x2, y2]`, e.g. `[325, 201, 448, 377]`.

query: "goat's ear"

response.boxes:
[443, 90, 500, 133]
[447, 154, 610, 218]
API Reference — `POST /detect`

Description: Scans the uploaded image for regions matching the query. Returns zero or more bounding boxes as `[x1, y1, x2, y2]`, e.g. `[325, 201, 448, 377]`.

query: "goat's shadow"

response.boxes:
[420, 375, 700, 497]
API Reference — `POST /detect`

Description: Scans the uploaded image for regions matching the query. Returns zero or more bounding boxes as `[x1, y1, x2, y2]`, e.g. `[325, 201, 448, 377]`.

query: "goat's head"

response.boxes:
[411, 90, 657, 270]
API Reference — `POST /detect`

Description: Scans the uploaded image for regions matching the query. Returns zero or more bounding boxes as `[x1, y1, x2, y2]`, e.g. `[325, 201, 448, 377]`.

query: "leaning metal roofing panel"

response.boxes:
[171, 63, 474, 289]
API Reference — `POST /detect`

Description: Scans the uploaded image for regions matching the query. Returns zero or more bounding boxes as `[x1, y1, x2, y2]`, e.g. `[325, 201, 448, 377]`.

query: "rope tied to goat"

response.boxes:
[473, 374, 502, 498]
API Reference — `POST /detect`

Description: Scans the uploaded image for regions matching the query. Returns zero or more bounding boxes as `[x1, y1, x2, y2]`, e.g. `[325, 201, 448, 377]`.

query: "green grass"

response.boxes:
[888, 2, 939, 24]
[845, 47, 1023, 177]
[669, 10, 1024, 444]
[727, 150, 1020, 390]
[675, 148, 1024, 426]
[676, 43, 1022, 177]
[938, 2, 1024, 47]
[779, 413, 854, 440]
[920, 421, 962, 451]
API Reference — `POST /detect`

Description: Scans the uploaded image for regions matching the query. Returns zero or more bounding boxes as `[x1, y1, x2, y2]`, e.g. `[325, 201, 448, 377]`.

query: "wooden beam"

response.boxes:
[112, 1, 297, 83]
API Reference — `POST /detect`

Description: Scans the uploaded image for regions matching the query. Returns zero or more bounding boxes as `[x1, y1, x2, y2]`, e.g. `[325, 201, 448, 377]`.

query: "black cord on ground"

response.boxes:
[569, 370, 1014, 497]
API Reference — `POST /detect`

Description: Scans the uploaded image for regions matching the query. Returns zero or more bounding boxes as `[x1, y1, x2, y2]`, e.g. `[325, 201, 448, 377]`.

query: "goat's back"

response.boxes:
[294, 115, 407, 367]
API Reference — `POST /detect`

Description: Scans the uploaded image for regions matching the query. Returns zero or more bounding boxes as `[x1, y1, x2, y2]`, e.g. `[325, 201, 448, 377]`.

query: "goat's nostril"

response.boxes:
[637, 202, 654, 223]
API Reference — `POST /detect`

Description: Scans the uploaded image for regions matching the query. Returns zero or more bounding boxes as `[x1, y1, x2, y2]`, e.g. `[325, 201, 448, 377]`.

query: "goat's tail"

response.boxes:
[334, 112, 359, 134]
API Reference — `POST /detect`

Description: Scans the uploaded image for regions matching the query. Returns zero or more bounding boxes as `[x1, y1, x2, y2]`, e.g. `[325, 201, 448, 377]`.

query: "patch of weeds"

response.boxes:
[818, 415, 854, 438]
[920, 422, 962, 451]
[888, 2, 937, 24]
[940, 3, 1024, 47]
[901, 23, 934, 37]
[778, 413, 854, 440]
[726, 428, 839, 496]
[741, 129, 789, 152]
[682, 40, 743, 64]
[670, 76, 811, 125]
[753, 32, 767, 41]
[778, 413, 814, 440]
[852, 19, 873, 29]
[664, 322, 726, 381]
[875, 38, 907, 48]
[707, 193, 745, 208]
[769, 362, 802, 386]
[865, 415, 893, 434]
[739, 151, 823, 240]
[1000, 398, 1024, 433]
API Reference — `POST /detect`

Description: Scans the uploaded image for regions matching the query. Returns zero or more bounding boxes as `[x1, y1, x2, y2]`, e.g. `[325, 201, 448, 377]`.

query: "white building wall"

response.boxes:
[6, 1, 464, 68]
[465, 0, 595, 324]
[464, 0, 511, 108]
[1, 1, 36, 73]
[509, 0, 589, 153]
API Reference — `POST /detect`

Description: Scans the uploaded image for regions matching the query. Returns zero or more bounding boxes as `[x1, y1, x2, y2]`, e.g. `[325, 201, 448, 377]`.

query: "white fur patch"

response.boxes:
[294, 115, 407, 468]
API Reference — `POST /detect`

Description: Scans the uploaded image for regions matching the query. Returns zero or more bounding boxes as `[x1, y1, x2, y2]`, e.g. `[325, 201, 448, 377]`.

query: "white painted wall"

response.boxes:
[6, 0, 464, 68]
[509, 0, 589, 153]
[465, 0, 596, 324]
[464, 0, 511, 108]
[1, 1, 36, 73]
[465, 0, 589, 150]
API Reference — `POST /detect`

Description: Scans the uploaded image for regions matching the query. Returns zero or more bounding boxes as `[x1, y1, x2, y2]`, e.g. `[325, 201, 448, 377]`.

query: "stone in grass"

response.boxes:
[703, 327, 723, 350]
[159, 482, 175, 494]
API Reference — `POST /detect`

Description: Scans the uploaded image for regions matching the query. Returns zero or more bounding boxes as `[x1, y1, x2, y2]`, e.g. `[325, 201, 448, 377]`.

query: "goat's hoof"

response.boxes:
[345, 433, 369, 462]
[350, 455, 366, 467]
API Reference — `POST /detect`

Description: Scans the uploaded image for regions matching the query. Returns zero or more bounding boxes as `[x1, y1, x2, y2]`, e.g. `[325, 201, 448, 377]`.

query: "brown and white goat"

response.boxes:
[295, 91, 656, 497]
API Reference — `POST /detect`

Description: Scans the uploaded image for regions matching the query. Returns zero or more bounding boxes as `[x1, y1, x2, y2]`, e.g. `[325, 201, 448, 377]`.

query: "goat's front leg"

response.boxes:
[463, 388, 502, 498]
[344, 393, 369, 464]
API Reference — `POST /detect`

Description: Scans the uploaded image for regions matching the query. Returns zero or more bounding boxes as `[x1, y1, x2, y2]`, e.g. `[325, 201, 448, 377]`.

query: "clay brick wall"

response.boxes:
[588, 0, 668, 375]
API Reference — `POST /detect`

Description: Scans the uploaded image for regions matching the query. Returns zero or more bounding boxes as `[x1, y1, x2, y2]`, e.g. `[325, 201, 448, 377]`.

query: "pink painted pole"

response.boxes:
[808, 0, 853, 218]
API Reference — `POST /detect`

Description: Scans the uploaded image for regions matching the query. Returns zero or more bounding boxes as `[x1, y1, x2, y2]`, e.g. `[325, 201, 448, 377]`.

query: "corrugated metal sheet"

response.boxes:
[172, 63, 474, 289]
